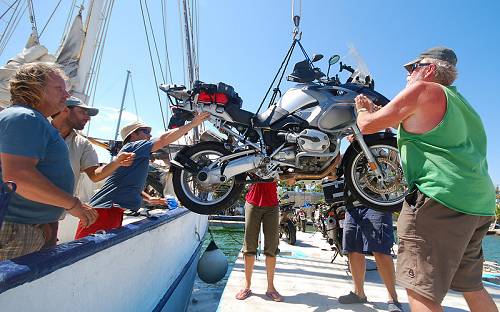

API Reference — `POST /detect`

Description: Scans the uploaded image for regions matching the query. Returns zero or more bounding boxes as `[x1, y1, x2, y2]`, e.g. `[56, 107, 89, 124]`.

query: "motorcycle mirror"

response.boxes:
[329, 55, 340, 65]
[311, 54, 324, 63]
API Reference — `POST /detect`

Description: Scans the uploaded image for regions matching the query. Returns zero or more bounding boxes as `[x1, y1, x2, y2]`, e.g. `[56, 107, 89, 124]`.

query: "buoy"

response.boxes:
[197, 240, 228, 284]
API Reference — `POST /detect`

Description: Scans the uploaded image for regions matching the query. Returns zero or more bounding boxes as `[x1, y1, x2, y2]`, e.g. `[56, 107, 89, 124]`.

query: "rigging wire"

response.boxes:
[177, 0, 186, 86]
[143, 0, 166, 82]
[85, 0, 115, 135]
[139, 0, 167, 131]
[0, 1, 23, 54]
[38, 0, 63, 38]
[0, 0, 26, 56]
[0, 0, 20, 20]
[85, 0, 115, 99]
[59, 0, 77, 48]
[160, 0, 173, 83]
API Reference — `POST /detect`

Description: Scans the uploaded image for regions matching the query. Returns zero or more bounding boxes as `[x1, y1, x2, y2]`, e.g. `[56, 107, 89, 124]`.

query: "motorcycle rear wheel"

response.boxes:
[172, 142, 245, 215]
[343, 137, 407, 212]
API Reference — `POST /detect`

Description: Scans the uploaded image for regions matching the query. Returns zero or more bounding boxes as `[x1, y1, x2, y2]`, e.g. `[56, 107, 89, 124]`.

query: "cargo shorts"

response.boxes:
[242, 202, 280, 257]
[396, 189, 494, 303]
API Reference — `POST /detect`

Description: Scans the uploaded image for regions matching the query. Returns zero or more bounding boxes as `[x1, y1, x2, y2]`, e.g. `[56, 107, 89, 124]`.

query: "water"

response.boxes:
[483, 235, 500, 264]
[188, 226, 244, 312]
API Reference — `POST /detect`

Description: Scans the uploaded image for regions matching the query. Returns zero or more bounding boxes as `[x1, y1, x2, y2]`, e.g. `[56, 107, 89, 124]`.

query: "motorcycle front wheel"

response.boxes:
[172, 142, 245, 215]
[343, 137, 408, 212]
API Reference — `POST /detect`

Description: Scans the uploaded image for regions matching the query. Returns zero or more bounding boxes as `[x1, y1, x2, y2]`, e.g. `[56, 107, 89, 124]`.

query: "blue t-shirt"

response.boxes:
[89, 140, 154, 211]
[0, 105, 74, 224]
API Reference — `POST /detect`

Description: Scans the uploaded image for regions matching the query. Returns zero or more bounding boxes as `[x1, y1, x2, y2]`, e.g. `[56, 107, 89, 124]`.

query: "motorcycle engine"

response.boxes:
[296, 129, 330, 153]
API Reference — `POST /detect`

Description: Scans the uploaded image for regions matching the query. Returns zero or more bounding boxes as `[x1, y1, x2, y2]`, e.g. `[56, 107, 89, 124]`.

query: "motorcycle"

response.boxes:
[279, 202, 297, 245]
[161, 52, 407, 215]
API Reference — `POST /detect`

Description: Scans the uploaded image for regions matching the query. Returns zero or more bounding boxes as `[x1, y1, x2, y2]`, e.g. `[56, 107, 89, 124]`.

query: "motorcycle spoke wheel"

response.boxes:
[179, 150, 235, 206]
[350, 145, 408, 206]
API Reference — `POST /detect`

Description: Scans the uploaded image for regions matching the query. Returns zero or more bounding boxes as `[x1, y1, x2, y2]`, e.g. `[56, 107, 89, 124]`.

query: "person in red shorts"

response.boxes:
[74, 112, 209, 239]
[235, 181, 283, 302]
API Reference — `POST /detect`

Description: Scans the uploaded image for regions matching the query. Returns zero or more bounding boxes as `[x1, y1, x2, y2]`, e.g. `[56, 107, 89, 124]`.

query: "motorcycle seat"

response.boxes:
[224, 104, 288, 128]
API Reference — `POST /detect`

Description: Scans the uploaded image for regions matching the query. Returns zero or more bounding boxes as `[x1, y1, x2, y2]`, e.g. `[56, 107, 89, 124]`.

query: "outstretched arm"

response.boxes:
[151, 112, 210, 152]
[84, 152, 135, 182]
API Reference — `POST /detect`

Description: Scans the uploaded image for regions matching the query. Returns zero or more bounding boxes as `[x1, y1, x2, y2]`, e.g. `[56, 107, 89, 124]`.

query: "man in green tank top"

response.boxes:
[354, 47, 496, 312]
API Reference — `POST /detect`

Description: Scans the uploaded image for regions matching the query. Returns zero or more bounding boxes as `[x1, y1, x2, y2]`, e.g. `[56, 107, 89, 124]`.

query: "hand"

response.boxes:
[355, 94, 375, 112]
[68, 200, 98, 228]
[148, 197, 166, 206]
[346, 134, 356, 143]
[190, 111, 210, 127]
[115, 152, 135, 167]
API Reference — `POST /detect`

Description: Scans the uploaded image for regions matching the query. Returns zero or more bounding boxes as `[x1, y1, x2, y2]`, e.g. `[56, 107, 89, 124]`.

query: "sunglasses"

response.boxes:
[137, 128, 151, 135]
[409, 62, 431, 74]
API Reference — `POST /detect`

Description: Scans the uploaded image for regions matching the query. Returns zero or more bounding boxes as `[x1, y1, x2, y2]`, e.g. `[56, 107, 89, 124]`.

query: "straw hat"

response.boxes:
[120, 121, 152, 141]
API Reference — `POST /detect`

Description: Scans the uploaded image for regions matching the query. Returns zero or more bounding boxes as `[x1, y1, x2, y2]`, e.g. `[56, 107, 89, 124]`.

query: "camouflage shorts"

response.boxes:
[0, 221, 45, 261]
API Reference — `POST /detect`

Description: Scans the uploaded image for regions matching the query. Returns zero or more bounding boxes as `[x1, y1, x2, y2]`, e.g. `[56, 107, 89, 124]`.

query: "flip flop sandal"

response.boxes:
[235, 288, 252, 300]
[265, 290, 283, 302]
[338, 291, 367, 304]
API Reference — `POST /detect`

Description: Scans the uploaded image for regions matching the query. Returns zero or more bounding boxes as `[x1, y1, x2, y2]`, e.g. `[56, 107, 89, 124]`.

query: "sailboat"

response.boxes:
[0, 1, 208, 311]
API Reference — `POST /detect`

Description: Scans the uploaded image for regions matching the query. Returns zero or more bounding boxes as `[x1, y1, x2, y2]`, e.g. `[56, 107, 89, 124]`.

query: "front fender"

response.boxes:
[337, 132, 397, 177]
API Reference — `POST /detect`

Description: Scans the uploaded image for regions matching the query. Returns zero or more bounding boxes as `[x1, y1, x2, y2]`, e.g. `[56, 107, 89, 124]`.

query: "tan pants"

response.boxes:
[396, 189, 493, 303]
[0, 221, 58, 261]
[242, 202, 279, 257]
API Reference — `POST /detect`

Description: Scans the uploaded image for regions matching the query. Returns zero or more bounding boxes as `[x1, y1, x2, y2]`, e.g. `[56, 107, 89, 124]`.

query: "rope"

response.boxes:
[139, 0, 167, 131]
[39, 0, 63, 38]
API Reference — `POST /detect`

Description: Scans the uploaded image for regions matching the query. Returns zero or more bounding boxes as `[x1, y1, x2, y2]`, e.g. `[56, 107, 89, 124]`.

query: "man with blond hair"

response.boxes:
[354, 47, 496, 311]
[0, 62, 98, 260]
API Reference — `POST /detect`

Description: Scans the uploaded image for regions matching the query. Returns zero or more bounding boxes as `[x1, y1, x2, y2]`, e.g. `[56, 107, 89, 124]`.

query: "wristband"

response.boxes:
[356, 108, 368, 114]
[67, 197, 80, 211]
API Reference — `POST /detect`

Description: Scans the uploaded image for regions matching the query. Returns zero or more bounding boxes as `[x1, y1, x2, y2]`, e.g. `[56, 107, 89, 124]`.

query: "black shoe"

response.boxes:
[388, 300, 404, 312]
[338, 291, 367, 304]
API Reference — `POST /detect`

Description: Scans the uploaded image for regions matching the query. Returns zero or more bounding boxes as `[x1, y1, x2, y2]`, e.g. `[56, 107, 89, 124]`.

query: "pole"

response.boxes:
[111, 70, 131, 161]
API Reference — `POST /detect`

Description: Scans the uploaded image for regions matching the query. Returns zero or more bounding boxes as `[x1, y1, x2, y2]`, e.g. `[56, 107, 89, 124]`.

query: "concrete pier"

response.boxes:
[217, 230, 500, 311]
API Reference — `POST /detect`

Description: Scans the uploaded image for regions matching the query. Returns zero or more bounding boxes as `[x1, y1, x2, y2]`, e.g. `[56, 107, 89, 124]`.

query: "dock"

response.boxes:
[217, 230, 500, 311]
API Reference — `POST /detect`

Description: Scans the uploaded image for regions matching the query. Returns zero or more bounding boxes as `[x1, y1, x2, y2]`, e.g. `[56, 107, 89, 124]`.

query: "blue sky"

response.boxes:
[1, 0, 499, 186]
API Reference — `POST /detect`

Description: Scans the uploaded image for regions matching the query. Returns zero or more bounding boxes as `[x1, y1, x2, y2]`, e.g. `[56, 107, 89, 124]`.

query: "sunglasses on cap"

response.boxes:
[408, 62, 431, 74]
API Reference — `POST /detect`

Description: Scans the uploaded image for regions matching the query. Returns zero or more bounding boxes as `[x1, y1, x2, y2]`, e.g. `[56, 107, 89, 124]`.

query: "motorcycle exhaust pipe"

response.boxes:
[201, 154, 264, 184]
[280, 154, 341, 181]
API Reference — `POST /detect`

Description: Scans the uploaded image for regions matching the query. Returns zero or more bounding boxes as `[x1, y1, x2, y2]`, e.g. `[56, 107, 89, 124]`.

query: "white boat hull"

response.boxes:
[0, 208, 207, 312]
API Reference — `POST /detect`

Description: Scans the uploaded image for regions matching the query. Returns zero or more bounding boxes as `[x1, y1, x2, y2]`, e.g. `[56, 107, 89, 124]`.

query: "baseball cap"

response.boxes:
[403, 47, 457, 73]
[66, 96, 99, 116]
[120, 121, 152, 141]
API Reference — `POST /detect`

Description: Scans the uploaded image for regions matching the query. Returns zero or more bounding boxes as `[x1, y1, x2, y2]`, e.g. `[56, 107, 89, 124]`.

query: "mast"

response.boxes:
[113, 70, 131, 143]
[181, 0, 200, 141]
[181, 0, 195, 88]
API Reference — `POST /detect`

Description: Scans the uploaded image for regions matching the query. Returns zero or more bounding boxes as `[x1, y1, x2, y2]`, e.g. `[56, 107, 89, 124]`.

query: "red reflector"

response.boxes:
[198, 91, 229, 105]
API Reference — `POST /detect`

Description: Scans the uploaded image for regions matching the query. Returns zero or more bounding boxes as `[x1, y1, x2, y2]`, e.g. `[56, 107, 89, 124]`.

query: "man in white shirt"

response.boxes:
[50, 97, 135, 244]
[52, 97, 135, 190]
